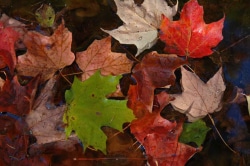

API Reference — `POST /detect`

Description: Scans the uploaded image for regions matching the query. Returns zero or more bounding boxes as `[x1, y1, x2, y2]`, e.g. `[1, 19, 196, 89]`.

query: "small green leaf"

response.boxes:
[63, 71, 134, 153]
[179, 120, 210, 147]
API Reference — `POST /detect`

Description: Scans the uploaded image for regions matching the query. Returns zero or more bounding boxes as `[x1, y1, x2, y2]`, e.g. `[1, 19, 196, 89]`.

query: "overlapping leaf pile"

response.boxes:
[0, 0, 229, 165]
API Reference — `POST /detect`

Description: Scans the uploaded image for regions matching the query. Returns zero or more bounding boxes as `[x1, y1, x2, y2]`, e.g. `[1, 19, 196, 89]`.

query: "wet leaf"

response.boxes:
[170, 66, 226, 122]
[25, 76, 71, 145]
[127, 51, 186, 118]
[0, 76, 39, 116]
[35, 4, 55, 28]
[16, 22, 75, 82]
[179, 120, 210, 146]
[64, 71, 134, 153]
[160, 0, 225, 58]
[102, 0, 177, 56]
[76, 36, 133, 81]
[0, 21, 19, 72]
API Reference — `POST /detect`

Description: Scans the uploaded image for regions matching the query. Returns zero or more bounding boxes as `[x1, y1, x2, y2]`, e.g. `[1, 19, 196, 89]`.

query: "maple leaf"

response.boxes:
[64, 71, 134, 153]
[76, 36, 133, 81]
[0, 50, 14, 72]
[0, 22, 19, 72]
[16, 22, 75, 82]
[127, 51, 186, 117]
[179, 120, 210, 146]
[170, 66, 226, 122]
[102, 0, 178, 56]
[143, 120, 199, 166]
[160, 0, 225, 58]
[130, 92, 199, 166]
[0, 76, 39, 116]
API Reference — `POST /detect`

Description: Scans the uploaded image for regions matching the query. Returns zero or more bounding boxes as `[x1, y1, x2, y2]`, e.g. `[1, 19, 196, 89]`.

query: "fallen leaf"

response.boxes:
[160, 0, 225, 58]
[25, 76, 75, 144]
[101, 126, 146, 166]
[0, 14, 26, 50]
[0, 77, 5, 90]
[170, 66, 226, 122]
[76, 36, 133, 81]
[0, 76, 39, 116]
[179, 120, 210, 146]
[102, 0, 177, 56]
[143, 120, 199, 166]
[16, 22, 75, 82]
[0, 21, 19, 72]
[0, 50, 14, 73]
[64, 71, 134, 153]
[131, 95, 198, 166]
[246, 95, 250, 115]
[127, 51, 186, 117]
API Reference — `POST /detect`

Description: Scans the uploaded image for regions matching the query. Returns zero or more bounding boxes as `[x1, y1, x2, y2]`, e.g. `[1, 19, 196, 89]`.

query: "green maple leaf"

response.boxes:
[179, 120, 210, 146]
[63, 71, 134, 153]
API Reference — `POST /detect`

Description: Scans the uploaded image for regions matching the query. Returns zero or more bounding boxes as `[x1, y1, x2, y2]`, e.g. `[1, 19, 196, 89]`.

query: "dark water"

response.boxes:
[0, 0, 249, 165]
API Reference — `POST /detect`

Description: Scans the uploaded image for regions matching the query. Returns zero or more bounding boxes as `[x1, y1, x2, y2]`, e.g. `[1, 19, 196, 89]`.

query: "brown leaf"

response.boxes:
[127, 51, 186, 117]
[17, 22, 75, 82]
[26, 76, 74, 144]
[170, 66, 226, 122]
[76, 36, 133, 81]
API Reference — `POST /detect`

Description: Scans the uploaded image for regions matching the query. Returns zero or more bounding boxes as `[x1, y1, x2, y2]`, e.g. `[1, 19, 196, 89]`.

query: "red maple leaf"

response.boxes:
[0, 22, 19, 72]
[0, 76, 39, 116]
[160, 0, 225, 58]
[127, 51, 186, 118]
[130, 92, 199, 166]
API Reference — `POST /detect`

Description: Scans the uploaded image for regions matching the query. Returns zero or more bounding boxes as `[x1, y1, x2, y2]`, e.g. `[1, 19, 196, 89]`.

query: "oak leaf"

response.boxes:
[127, 51, 186, 118]
[102, 0, 178, 56]
[170, 66, 226, 122]
[16, 22, 75, 81]
[160, 0, 225, 58]
[76, 36, 133, 81]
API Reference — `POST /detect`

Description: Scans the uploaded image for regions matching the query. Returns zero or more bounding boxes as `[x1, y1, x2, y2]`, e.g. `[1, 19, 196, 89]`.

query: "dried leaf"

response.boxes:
[76, 36, 133, 81]
[160, 0, 225, 58]
[170, 66, 226, 122]
[102, 0, 178, 56]
[17, 22, 75, 82]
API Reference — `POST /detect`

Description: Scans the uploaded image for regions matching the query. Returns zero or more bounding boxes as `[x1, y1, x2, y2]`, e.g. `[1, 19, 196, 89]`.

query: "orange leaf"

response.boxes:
[76, 36, 133, 81]
[16, 22, 75, 81]
[160, 0, 225, 58]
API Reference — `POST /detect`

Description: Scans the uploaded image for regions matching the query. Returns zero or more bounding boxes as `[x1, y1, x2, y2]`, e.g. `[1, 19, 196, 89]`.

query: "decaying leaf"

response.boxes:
[16, 22, 75, 82]
[64, 71, 134, 153]
[127, 51, 186, 117]
[170, 66, 226, 122]
[25, 76, 74, 144]
[160, 0, 225, 58]
[102, 0, 178, 56]
[76, 36, 133, 81]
